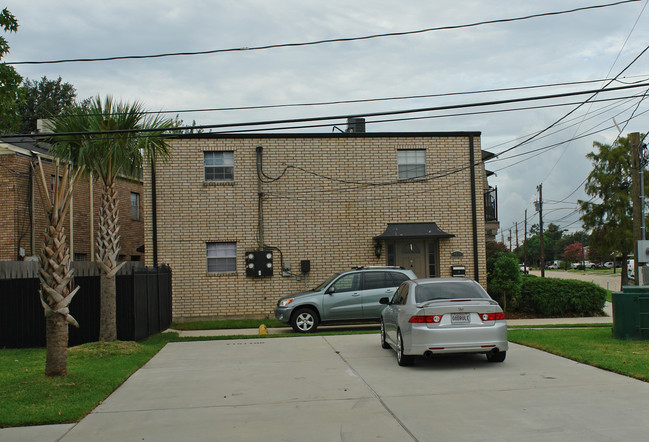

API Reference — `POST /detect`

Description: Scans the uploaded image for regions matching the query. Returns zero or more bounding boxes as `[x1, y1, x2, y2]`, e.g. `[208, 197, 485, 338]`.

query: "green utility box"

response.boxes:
[612, 286, 649, 340]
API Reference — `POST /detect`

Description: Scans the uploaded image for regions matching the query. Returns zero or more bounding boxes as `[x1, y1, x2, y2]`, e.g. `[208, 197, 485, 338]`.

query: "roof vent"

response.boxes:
[346, 117, 365, 133]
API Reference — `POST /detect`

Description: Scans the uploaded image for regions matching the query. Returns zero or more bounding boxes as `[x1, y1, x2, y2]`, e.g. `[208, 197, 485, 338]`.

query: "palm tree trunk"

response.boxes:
[38, 224, 79, 376]
[96, 179, 125, 341]
[45, 314, 68, 376]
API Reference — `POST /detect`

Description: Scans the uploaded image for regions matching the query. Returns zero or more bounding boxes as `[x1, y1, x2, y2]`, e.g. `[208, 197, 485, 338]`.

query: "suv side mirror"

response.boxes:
[326, 286, 336, 295]
[379, 297, 390, 305]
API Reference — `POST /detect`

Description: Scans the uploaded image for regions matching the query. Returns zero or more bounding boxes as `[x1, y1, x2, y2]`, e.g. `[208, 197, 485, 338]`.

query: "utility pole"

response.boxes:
[515, 222, 519, 251]
[524, 210, 528, 272]
[508, 228, 512, 251]
[630, 132, 641, 283]
[537, 184, 545, 277]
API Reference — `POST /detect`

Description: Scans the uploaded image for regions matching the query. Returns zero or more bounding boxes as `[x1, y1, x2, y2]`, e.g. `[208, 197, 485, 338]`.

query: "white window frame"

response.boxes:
[397, 149, 426, 179]
[206, 242, 237, 273]
[204, 151, 234, 182]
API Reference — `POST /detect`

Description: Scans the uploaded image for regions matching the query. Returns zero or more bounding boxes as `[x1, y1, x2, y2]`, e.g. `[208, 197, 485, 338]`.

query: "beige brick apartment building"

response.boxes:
[0, 137, 145, 262]
[144, 126, 499, 321]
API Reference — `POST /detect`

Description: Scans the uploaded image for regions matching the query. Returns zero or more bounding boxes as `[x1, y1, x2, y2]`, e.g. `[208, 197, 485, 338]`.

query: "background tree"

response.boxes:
[579, 135, 648, 285]
[18, 76, 77, 134]
[32, 157, 83, 376]
[50, 96, 173, 341]
[562, 242, 583, 263]
[0, 8, 22, 134]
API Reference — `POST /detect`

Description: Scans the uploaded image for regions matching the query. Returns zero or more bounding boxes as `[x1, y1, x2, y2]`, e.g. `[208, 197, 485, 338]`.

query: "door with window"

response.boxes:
[395, 240, 426, 278]
[390, 240, 439, 278]
[321, 273, 363, 320]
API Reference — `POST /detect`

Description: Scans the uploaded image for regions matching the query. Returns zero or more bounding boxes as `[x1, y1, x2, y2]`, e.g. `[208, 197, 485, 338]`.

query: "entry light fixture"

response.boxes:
[374, 240, 383, 258]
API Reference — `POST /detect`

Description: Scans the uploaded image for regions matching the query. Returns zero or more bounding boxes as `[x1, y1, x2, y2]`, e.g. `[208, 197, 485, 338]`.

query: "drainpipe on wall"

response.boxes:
[151, 155, 159, 267]
[90, 172, 94, 262]
[256, 146, 264, 250]
[30, 160, 35, 256]
[469, 136, 479, 282]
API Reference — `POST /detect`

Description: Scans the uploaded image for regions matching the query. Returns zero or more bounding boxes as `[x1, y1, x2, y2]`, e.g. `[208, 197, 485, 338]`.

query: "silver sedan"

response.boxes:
[380, 278, 508, 366]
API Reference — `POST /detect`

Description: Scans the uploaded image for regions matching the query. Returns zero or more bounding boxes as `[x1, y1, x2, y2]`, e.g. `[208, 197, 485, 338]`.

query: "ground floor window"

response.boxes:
[206, 242, 237, 273]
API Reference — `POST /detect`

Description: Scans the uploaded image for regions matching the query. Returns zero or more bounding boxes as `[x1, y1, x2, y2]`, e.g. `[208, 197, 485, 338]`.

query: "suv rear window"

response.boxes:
[415, 281, 490, 303]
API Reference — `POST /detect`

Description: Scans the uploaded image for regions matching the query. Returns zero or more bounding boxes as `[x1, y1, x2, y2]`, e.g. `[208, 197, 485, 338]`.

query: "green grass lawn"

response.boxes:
[0, 333, 174, 428]
[508, 327, 649, 382]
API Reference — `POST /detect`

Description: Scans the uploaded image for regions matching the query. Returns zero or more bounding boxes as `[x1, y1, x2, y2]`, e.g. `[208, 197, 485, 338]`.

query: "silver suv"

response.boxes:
[274, 266, 417, 333]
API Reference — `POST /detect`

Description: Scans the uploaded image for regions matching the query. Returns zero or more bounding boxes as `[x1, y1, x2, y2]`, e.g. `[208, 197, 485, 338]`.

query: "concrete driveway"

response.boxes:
[5, 334, 649, 442]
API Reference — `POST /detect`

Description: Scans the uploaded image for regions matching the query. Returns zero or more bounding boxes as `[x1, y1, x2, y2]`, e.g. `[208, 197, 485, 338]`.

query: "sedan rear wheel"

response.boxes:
[396, 330, 414, 366]
[290, 307, 319, 333]
[486, 350, 506, 362]
[380, 320, 390, 349]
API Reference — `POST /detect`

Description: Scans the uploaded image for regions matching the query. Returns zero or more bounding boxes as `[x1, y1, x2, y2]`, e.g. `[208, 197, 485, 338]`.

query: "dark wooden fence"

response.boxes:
[0, 261, 172, 348]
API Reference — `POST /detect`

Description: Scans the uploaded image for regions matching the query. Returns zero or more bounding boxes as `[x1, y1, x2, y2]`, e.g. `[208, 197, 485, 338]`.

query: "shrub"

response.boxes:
[516, 274, 606, 317]
[488, 253, 522, 312]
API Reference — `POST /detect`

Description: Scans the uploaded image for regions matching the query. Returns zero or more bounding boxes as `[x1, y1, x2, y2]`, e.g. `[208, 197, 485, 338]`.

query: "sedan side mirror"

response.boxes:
[379, 297, 390, 305]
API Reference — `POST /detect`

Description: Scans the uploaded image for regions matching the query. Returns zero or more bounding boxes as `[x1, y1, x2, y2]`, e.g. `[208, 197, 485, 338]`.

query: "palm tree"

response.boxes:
[50, 96, 173, 341]
[32, 157, 83, 376]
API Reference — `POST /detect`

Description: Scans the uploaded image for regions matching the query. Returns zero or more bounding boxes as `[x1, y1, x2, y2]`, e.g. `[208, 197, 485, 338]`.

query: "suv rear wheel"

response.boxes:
[291, 307, 319, 333]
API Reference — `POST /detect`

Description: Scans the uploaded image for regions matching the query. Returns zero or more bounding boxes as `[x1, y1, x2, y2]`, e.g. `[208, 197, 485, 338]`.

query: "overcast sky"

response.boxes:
[4, 0, 649, 245]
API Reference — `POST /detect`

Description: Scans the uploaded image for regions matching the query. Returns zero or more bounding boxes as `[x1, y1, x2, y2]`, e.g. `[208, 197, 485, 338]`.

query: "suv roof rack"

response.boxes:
[350, 265, 405, 270]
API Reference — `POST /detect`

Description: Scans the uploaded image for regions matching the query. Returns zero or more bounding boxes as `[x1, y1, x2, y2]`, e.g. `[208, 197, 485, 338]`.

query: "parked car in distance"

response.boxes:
[547, 260, 562, 270]
[274, 266, 417, 333]
[604, 261, 614, 269]
[571, 260, 598, 269]
[519, 264, 529, 274]
[379, 278, 508, 366]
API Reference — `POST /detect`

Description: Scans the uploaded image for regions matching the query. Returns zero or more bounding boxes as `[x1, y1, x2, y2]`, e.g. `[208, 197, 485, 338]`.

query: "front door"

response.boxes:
[395, 240, 426, 278]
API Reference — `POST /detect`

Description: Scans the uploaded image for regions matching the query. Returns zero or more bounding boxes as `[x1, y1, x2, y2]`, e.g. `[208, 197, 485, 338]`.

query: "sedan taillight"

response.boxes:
[409, 315, 442, 324]
[480, 312, 505, 321]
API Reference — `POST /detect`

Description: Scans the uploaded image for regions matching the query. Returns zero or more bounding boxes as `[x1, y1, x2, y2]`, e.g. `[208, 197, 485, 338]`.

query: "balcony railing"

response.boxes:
[484, 187, 498, 222]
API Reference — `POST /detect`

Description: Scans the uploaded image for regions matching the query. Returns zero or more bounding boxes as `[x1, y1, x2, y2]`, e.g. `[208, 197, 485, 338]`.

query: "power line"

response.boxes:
[6, 80, 649, 140]
[56, 74, 649, 118]
[7, 0, 641, 65]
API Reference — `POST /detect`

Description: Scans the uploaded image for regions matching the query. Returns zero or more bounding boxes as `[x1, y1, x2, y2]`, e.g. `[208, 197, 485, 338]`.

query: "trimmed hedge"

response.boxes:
[515, 274, 606, 317]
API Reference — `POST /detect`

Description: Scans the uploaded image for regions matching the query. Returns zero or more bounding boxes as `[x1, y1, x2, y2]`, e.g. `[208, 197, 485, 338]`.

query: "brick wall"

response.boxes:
[0, 152, 144, 262]
[144, 133, 489, 321]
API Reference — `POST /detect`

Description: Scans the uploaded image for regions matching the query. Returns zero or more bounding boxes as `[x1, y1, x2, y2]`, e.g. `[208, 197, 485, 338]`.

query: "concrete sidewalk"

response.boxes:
[175, 301, 613, 338]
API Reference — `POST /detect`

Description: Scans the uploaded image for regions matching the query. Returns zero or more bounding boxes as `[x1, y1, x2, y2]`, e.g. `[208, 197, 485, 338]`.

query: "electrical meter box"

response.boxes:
[245, 251, 273, 277]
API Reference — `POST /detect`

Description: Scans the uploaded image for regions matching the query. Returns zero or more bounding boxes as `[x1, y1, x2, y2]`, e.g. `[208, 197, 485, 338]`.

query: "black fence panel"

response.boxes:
[0, 264, 172, 349]
[68, 275, 100, 346]
[0, 278, 44, 348]
[116, 273, 135, 341]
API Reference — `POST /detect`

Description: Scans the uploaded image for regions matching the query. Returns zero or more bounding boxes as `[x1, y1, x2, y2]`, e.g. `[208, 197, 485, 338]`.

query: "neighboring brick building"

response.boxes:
[0, 137, 145, 262]
[144, 125, 499, 321]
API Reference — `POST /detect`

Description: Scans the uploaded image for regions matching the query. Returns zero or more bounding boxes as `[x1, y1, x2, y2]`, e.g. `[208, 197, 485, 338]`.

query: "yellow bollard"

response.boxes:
[259, 324, 268, 335]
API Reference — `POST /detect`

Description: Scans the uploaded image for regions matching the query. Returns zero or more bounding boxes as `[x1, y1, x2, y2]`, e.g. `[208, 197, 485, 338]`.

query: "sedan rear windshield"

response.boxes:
[415, 281, 490, 303]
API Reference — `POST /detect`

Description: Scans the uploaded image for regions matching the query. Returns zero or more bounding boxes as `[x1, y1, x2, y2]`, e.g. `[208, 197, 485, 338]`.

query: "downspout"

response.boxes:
[151, 155, 159, 267]
[30, 159, 35, 256]
[469, 136, 479, 282]
[90, 172, 94, 262]
[256, 146, 264, 250]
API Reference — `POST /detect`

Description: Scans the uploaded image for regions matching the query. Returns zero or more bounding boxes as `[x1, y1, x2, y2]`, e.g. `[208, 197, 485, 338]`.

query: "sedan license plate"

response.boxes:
[451, 313, 470, 324]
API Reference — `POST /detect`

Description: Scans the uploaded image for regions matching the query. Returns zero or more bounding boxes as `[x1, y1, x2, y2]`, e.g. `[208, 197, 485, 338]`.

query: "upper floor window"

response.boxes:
[204, 151, 234, 181]
[397, 149, 426, 179]
[130, 192, 140, 220]
[207, 242, 237, 273]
